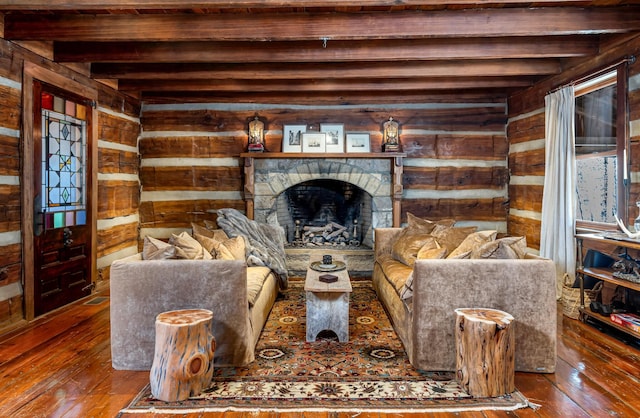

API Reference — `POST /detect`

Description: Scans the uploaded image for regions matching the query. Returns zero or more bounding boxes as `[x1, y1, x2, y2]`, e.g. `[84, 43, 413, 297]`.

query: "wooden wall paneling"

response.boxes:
[0, 243, 21, 287]
[0, 84, 21, 131]
[507, 214, 541, 249]
[96, 223, 139, 259]
[403, 166, 508, 190]
[138, 200, 244, 231]
[507, 111, 545, 144]
[402, 134, 507, 160]
[98, 147, 138, 175]
[97, 86, 141, 120]
[0, 185, 20, 232]
[99, 112, 140, 149]
[139, 135, 244, 158]
[97, 180, 140, 219]
[139, 166, 242, 191]
[508, 148, 546, 177]
[401, 197, 508, 223]
[508, 184, 544, 213]
[0, 135, 20, 176]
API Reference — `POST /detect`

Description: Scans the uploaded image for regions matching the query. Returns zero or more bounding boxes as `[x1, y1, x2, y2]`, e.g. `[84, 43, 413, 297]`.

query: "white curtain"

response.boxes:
[541, 86, 576, 298]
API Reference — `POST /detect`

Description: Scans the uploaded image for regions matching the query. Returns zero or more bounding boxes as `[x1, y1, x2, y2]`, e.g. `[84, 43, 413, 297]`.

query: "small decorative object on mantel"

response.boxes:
[248, 115, 265, 152]
[382, 116, 400, 152]
[319, 273, 338, 283]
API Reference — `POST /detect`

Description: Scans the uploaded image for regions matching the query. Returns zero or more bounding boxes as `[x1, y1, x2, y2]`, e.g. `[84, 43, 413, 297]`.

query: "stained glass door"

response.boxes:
[33, 82, 93, 317]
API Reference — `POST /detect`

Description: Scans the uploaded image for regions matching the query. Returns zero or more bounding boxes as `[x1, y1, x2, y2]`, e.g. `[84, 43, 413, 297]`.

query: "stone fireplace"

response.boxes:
[241, 154, 404, 274]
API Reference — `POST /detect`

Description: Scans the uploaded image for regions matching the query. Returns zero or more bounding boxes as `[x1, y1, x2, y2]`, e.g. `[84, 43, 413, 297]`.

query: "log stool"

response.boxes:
[454, 308, 515, 398]
[150, 309, 216, 402]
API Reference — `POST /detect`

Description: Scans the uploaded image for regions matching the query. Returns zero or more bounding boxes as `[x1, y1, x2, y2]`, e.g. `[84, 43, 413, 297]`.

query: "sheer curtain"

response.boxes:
[541, 86, 576, 298]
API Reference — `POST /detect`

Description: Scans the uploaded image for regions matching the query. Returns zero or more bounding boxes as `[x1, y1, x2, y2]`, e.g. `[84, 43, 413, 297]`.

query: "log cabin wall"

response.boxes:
[507, 34, 640, 251]
[139, 100, 509, 242]
[0, 38, 141, 331]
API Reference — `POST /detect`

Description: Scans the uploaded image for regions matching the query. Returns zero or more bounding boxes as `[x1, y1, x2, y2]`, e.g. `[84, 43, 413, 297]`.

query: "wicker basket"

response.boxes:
[561, 274, 602, 320]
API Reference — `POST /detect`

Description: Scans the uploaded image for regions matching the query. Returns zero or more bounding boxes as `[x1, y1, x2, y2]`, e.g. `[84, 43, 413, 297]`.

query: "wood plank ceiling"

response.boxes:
[1, 1, 640, 104]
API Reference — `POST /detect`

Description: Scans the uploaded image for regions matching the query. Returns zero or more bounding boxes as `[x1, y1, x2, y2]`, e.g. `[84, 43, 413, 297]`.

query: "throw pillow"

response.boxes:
[192, 222, 230, 241]
[400, 271, 414, 301]
[194, 233, 245, 261]
[447, 230, 497, 259]
[472, 236, 527, 259]
[406, 212, 456, 234]
[142, 236, 177, 260]
[169, 231, 212, 260]
[416, 246, 448, 260]
[391, 231, 439, 266]
[431, 225, 478, 253]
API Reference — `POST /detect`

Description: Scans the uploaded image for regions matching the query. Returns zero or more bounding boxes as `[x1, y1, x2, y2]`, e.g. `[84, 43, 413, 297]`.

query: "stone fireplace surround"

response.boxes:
[241, 153, 404, 275]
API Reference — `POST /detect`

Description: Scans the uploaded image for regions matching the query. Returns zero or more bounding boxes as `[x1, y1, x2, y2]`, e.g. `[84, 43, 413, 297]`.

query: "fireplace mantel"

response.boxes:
[240, 152, 405, 227]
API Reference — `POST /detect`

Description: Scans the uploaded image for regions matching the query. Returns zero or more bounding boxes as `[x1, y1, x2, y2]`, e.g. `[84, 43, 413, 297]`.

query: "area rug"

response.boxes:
[121, 280, 530, 414]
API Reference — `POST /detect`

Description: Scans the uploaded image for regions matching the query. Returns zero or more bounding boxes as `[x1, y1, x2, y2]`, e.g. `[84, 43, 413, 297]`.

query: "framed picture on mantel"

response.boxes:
[282, 124, 307, 152]
[302, 132, 326, 153]
[346, 132, 371, 153]
[320, 123, 344, 153]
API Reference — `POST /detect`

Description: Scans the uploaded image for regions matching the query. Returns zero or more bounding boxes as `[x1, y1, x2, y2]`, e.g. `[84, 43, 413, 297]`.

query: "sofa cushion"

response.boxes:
[142, 236, 178, 260]
[406, 212, 455, 233]
[473, 236, 527, 259]
[417, 246, 448, 260]
[447, 230, 497, 259]
[195, 233, 245, 261]
[170, 231, 213, 260]
[391, 231, 440, 267]
[431, 225, 478, 253]
[192, 222, 229, 241]
[378, 254, 413, 297]
[247, 266, 272, 307]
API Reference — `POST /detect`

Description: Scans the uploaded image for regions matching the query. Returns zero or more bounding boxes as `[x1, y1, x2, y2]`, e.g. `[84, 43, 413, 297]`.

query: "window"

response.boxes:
[575, 67, 627, 229]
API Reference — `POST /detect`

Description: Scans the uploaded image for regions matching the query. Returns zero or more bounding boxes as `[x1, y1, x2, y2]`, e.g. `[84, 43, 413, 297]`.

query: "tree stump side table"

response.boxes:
[454, 307, 515, 398]
[150, 309, 216, 402]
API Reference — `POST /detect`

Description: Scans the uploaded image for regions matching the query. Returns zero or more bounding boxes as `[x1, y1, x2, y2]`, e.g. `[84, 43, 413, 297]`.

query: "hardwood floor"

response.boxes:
[0, 286, 638, 418]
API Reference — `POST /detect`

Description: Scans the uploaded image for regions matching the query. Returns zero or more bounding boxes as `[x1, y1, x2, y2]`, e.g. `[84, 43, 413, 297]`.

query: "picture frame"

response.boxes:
[320, 123, 345, 153]
[302, 132, 326, 153]
[282, 124, 307, 152]
[345, 132, 371, 153]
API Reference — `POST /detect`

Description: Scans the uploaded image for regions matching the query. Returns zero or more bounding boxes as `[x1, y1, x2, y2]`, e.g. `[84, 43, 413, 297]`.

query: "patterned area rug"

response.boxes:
[121, 281, 530, 414]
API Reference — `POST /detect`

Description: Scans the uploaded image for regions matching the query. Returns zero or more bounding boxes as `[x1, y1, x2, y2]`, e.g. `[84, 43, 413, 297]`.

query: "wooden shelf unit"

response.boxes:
[575, 233, 640, 340]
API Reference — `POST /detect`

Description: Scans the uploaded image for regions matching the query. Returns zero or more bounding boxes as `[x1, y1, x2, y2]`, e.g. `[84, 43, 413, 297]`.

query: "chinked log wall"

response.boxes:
[0, 39, 141, 331]
[508, 36, 640, 250]
[139, 102, 510, 244]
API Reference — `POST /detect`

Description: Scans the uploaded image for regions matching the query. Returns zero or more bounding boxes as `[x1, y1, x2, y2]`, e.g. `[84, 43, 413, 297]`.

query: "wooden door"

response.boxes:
[32, 81, 94, 317]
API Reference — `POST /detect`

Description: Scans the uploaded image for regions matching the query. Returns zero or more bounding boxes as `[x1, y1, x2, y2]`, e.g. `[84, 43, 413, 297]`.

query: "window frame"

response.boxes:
[574, 63, 629, 232]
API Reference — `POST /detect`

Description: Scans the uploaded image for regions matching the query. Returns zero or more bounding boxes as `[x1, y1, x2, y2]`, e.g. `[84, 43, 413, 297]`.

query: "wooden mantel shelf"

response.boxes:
[240, 152, 406, 159]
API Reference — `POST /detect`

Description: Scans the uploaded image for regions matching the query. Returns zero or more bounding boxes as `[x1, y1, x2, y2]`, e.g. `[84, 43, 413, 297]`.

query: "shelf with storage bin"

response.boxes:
[575, 233, 640, 340]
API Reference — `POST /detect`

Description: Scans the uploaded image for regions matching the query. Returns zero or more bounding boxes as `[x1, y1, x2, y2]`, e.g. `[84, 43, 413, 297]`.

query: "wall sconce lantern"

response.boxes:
[382, 116, 400, 152]
[248, 115, 265, 152]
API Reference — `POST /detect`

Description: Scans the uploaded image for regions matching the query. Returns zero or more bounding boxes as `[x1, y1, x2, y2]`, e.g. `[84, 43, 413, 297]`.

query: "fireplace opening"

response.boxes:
[275, 179, 373, 248]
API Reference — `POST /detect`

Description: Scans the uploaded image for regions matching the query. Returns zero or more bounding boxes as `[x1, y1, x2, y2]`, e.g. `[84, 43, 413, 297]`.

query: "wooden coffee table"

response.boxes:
[304, 255, 352, 342]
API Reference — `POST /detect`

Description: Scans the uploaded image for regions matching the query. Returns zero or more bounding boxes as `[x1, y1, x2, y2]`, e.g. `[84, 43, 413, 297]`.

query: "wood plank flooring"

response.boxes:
[0, 286, 638, 418]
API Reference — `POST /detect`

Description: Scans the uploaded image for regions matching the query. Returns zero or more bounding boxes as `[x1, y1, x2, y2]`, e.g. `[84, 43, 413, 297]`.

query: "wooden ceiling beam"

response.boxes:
[54, 36, 598, 63]
[139, 89, 512, 105]
[91, 59, 561, 80]
[118, 76, 536, 92]
[6, 8, 640, 42]
[0, 1, 608, 12]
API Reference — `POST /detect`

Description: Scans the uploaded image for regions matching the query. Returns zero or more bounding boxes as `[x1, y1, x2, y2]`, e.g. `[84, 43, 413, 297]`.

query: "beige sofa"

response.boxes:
[373, 227, 557, 373]
[110, 255, 279, 370]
